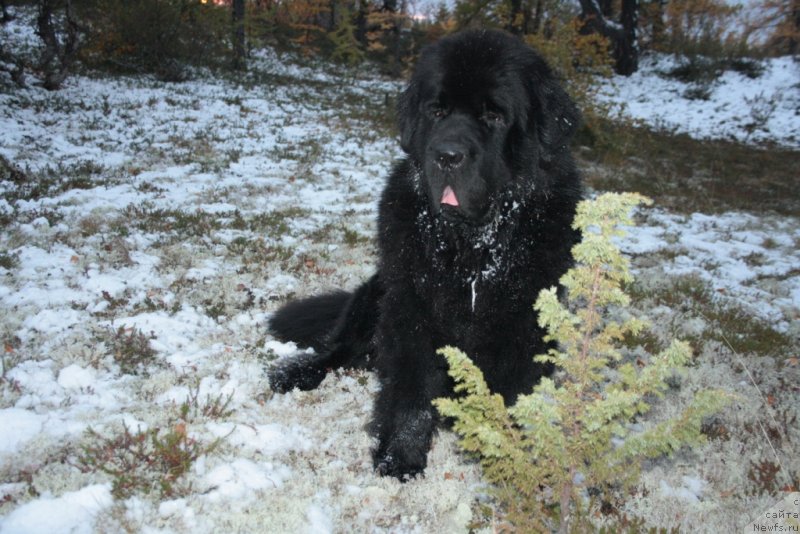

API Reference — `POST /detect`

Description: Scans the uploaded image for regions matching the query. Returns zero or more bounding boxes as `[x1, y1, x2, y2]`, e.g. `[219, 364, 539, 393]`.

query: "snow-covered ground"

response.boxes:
[599, 53, 800, 147]
[1, 9, 798, 534]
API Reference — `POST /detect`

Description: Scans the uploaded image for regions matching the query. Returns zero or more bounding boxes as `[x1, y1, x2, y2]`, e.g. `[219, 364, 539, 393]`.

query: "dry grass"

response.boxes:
[578, 122, 800, 216]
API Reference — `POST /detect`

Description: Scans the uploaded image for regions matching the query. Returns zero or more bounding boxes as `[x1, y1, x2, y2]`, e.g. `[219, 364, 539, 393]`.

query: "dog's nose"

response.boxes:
[435, 148, 465, 170]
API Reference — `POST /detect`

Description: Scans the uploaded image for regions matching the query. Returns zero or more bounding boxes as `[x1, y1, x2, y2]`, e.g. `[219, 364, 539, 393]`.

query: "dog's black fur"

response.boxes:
[268, 29, 582, 480]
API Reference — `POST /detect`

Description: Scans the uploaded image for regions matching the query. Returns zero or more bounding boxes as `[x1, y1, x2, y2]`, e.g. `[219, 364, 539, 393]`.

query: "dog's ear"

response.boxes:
[534, 77, 581, 165]
[397, 81, 419, 154]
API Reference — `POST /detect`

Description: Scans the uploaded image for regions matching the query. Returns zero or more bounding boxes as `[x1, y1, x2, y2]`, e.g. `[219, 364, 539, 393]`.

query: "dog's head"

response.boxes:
[398, 29, 580, 223]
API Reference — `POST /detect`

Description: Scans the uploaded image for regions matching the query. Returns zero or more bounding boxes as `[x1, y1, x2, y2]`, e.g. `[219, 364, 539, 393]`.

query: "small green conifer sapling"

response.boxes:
[328, 8, 365, 67]
[434, 192, 731, 532]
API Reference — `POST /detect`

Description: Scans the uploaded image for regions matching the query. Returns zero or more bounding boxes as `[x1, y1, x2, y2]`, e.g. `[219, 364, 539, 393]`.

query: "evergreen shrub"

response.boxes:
[435, 192, 732, 532]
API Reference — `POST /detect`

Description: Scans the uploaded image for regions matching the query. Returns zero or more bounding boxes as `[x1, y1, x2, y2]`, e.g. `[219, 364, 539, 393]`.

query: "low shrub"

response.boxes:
[79, 420, 221, 499]
[77, 0, 229, 80]
[435, 193, 731, 532]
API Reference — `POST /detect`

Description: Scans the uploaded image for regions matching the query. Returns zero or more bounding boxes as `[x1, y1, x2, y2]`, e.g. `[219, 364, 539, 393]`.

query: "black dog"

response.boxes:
[268, 29, 582, 480]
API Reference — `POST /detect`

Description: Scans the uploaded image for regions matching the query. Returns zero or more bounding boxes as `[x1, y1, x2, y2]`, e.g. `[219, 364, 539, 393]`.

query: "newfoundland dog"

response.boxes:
[268, 29, 582, 480]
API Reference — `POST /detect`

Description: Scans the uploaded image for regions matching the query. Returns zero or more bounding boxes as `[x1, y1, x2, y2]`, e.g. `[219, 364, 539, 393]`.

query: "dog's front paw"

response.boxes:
[373, 448, 425, 482]
[372, 427, 431, 481]
[370, 407, 434, 480]
[268, 353, 327, 393]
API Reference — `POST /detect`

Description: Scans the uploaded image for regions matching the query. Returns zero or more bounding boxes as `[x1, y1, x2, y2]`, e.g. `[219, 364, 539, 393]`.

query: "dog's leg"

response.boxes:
[269, 275, 383, 393]
[368, 289, 449, 480]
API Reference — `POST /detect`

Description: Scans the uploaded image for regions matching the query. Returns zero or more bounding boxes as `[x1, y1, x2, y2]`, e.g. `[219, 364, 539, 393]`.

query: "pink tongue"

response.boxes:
[441, 185, 459, 206]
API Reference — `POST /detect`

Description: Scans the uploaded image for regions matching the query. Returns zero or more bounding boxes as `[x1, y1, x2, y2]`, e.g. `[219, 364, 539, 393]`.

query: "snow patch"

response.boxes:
[0, 484, 112, 534]
[201, 459, 291, 502]
[0, 409, 47, 454]
[659, 476, 707, 503]
[56, 364, 96, 390]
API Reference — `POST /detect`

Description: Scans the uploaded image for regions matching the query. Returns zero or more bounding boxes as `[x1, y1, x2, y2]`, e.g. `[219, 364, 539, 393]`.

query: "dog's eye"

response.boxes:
[482, 111, 504, 125]
[430, 107, 446, 120]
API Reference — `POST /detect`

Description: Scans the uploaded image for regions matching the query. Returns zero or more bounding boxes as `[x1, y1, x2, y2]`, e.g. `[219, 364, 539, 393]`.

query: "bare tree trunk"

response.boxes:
[327, 0, 336, 32]
[520, 0, 532, 34]
[382, 0, 403, 77]
[579, 0, 639, 75]
[394, 0, 407, 72]
[651, 0, 666, 50]
[617, 0, 639, 75]
[232, 0, 246, 70]
[1, 0, 14, 23]
[355, 0, 367, 47]
[791, 0, 800, 55]
[507, 0, 522, 34]
[531, 0, 544, 34]
[598, 0, 613, 18]
[36, 0, 80, 90]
